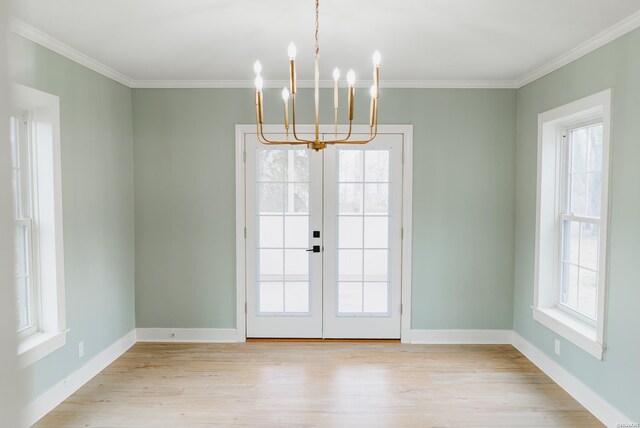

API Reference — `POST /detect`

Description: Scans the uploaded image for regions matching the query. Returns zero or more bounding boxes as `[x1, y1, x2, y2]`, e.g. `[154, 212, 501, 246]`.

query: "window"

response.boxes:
[10, 111, 39, 338]
[533, 90, 611, 360]
[12, 84, 67, 368]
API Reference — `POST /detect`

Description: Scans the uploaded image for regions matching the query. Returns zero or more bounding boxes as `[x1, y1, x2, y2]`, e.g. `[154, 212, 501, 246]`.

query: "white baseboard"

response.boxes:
[136, 328, 237, 343]
[23, 328, 136, 427]
[512, 332, 632, 427]
[410, 329, 513, 344]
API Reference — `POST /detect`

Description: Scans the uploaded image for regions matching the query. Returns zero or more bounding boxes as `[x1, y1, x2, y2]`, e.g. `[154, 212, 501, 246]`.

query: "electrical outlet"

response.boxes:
[554, 339, 560, 355]
[78, 341, 84, 358]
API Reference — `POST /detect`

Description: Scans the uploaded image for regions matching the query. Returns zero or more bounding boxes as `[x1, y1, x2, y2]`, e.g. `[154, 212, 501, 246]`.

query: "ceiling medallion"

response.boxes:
[253, 0, 380, 151]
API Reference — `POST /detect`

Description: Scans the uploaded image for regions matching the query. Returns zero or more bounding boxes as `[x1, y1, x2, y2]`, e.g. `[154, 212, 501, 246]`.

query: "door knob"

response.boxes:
[306, 245, 321, 253]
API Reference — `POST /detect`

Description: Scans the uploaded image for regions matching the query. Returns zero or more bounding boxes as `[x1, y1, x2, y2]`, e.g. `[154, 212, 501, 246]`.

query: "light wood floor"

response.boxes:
[36, 342, 603, 427]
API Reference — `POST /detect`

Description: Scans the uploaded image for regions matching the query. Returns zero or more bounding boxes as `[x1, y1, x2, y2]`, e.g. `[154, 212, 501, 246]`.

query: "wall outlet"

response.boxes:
[78, 341, 84, 358]
[554, 339, 560, 355]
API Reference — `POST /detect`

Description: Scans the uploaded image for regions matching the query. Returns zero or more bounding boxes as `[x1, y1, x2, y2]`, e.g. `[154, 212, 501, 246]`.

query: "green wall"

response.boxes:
[10, 36, 135, 403]
[132, 87, 517, 330]
[513, 28, 640, 420]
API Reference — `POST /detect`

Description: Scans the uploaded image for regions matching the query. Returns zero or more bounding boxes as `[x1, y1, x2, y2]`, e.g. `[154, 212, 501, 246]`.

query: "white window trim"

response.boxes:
[12, 84, 67, 368]
[533, 89, 611, 360]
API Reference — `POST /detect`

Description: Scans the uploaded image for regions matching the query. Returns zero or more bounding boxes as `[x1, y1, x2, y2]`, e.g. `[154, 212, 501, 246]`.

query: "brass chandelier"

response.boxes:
[253, 0, 381, 151]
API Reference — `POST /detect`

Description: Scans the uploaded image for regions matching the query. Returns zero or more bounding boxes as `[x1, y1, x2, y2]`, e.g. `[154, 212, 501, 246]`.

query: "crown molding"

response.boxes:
[9, 19, 134, 87]
[10, 10, 640, 90]
[131, 79, 519, 89]
[516, 9, 640, 88]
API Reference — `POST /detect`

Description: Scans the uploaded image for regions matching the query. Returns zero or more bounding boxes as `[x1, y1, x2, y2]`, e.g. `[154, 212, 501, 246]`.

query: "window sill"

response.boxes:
[532, 307, 603, 359]
[17, 330, 67, 368]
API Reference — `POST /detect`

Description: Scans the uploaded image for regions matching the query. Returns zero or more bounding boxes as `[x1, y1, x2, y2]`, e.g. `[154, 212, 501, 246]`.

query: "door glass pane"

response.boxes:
[284, 216, 309, 248]
[364, 250, 388, 282]
[363, 282, 388, 313]
[259, 216, 283, 248]
[284, 249, 308, 281]
[364, 217, 388, 248]
[338, 282, 362, 313]
[285, 282, 309, 312]
[338, 183, 363, 214]
[259, 183, 284, 213]
[260, 282, 284, 312]
[364, 150, 389, 182]
[291, 150, 309, 182]
[338, 217, 363, 248]
[339, 150, 363, 182]
[364, 183, 388, 214]
[259, 249, 283, 281]
[258, 150, 285, 182]
[338, 249, 362, 281]
[257, 148, 311, 315]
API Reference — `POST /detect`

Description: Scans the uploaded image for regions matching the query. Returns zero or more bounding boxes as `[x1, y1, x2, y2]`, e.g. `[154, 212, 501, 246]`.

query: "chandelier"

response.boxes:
[252, 0, 381, 151]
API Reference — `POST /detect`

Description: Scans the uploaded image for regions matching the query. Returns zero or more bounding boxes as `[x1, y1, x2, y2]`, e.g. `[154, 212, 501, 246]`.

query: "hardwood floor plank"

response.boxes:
[35, 343, 603, 427]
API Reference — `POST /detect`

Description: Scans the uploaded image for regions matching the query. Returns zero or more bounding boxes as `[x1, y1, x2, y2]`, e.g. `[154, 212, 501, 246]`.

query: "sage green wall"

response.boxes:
[10, 35, 135, 404]
[513, 28, 640, 420]
[132, 87, 517, 330]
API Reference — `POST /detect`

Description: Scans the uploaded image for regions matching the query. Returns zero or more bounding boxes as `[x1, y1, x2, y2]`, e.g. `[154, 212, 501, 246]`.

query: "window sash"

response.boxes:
[11, 110, 40, 337]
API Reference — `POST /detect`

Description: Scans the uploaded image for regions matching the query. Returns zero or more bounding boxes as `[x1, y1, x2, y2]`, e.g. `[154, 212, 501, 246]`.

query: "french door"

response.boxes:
[245, 132, 404, 339]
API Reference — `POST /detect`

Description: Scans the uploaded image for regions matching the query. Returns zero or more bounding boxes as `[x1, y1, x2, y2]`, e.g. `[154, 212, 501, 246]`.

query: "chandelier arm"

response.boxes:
[290, 94, 314, 143]
[258, 123, 309, 145]
[323, 120, 353, 144]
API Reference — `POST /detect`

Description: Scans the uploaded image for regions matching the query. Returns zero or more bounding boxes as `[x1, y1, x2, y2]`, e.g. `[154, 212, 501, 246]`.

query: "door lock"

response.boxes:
[306, 245, 321, 253]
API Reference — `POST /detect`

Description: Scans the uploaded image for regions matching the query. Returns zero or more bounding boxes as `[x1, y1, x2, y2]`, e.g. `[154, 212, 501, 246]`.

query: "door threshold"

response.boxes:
[246, 338, 401, 343]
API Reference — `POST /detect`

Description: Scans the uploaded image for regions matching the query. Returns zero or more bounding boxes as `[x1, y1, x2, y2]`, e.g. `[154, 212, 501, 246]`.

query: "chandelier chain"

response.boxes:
[315, 0, 320, 56]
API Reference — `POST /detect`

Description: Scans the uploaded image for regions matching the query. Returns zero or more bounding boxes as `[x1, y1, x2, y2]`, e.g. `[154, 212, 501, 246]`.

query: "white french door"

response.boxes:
[244, 131, 404, 339]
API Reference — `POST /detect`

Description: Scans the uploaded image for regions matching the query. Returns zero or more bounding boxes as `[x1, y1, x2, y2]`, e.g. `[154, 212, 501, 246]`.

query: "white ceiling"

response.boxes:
[11, 0, 640, 87]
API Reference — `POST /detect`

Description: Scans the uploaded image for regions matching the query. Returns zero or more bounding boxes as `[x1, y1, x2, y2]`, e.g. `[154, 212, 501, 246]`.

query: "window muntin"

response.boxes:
[10, 111, 39, 337]
[559, 121, 603, 323]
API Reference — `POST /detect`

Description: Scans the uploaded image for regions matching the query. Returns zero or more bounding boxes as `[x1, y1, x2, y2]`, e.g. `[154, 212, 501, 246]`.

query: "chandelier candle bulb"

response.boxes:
[253, 60, 262, 75]
[373, 51, 381, 98]
[333, 68, 340, 109]
[282, 87, 290, 133]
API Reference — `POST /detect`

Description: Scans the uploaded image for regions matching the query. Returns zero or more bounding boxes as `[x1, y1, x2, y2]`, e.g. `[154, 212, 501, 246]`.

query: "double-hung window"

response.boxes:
[12, 84, 67, 368]
[559, 121, 603, 323]
[533, 90, 611, 360]
[10, 110, 39, 339]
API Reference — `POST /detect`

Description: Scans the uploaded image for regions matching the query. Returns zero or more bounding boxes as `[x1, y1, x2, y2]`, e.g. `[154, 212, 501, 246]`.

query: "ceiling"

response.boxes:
[10, 0, 640, 87]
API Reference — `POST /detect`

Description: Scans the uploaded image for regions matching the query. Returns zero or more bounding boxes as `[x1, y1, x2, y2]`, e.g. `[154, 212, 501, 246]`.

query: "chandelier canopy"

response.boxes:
[253, 0, 380, 151]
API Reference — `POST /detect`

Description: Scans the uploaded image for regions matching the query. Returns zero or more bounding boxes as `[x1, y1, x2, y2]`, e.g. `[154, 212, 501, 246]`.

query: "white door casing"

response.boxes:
[236, 125, 413, 342]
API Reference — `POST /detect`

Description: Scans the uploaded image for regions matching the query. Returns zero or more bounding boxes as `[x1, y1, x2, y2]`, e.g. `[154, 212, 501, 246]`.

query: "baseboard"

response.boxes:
[512, 332, 632, 427]
[410, 329, 513, 344]
[23, 328, 136, 427]
[136, 328, 237, 343]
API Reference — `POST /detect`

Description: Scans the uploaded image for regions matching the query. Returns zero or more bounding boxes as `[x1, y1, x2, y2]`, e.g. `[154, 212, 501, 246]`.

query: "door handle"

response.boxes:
[306, 245, 321, 253]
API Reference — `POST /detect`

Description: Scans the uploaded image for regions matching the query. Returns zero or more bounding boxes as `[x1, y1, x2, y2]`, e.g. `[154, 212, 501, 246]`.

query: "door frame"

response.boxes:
[235, 124, 414, 343]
